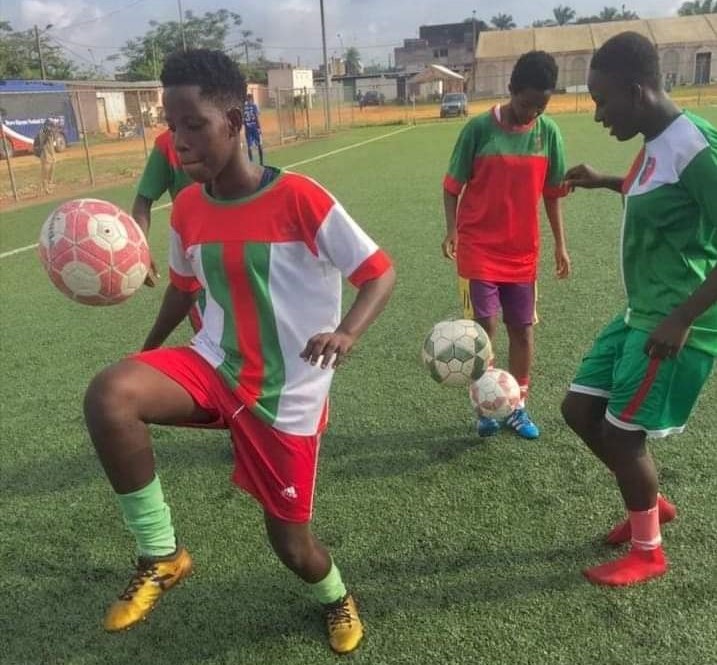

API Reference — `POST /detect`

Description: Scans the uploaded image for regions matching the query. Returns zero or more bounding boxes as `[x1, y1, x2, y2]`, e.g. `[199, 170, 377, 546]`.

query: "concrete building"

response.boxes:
[267, 67, 315, 105]
[63, 80, 162, 135]
[474, 14, 717, 97]
[395, 21, 481, 75]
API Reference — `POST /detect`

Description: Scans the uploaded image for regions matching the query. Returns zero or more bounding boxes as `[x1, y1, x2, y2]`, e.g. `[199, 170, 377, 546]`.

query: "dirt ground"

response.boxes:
[3, 87, 715, 211]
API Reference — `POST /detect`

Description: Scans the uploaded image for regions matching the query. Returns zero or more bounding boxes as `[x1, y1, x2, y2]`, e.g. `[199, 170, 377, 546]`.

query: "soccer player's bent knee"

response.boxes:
[84, 363, 144, 423]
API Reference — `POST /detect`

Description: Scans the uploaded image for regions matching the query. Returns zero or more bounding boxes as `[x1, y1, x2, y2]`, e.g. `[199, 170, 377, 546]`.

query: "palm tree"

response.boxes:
[553, 5, 576, 25]
[678, 0, 715, 14]
[618, 4, 640, 19]
[598, 6, 619, 21]
[491, 13, 516, 30]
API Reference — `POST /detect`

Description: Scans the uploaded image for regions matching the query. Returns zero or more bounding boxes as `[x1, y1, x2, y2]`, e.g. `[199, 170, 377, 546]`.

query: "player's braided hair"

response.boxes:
[161, 48, 247, 107]
[510, 51, 559, 92]
[591, 32, 661, 89]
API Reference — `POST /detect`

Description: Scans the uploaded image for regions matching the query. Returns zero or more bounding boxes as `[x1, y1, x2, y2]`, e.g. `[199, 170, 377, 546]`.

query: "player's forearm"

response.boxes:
[132, 195, 153, 235]
[443, 190, 459, 233]
[597, 175, 625, 192]
[673, 266, 717, 326]
[544, 198, 567, 249]
[143, 284, 196, 350]
[336, 268, 396, 340]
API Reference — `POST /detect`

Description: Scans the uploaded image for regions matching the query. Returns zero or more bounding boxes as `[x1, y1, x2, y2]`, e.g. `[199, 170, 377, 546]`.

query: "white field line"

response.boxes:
[0, 125, 415, 260]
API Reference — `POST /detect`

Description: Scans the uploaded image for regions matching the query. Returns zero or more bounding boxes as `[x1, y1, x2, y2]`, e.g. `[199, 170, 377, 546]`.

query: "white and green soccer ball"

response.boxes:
[421, 319, 493, 387]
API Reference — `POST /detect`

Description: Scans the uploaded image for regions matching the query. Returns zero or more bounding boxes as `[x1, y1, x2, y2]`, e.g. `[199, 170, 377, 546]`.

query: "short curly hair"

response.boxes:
[160, 48, 247, 107]
[591, 32, 660, 89]
[510, 51, 559, 93]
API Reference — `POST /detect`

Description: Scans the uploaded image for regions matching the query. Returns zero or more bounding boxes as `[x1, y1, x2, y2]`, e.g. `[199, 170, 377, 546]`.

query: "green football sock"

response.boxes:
[308, 560, 347, 605]
[116, 475, 176, 558]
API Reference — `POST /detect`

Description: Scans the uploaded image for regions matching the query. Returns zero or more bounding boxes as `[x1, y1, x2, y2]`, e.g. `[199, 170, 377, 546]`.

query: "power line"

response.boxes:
[49, 36, 124, 51]
[47, 36, 98, 67]
[50, 0, 146, 33]
[228, 41, 402, 52]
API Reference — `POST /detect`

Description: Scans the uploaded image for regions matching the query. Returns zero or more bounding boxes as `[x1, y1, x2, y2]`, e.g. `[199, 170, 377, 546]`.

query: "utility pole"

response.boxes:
[471, 10, 477, 96]
[35, 25, 47, 80]
[177, 0, 187, 51]
[319, 0, 332, 130]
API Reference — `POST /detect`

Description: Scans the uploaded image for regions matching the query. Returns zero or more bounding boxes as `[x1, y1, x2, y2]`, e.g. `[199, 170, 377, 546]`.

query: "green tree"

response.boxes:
[598, 6, 620, 20]
[553, 5, 576, 24]
[234, 29, 263, 65]
[618, 5, 640, 19]
[344, 46, 362, 75]
[109, 9, 245, 81]
[678, 0, 716, 15]
[490, 13, 516, 30]
[0, 21, 76, 79]
[575, 5, 639, 23]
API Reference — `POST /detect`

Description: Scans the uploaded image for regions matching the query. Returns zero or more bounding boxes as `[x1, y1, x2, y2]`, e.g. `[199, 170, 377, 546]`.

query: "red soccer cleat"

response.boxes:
[583, 546, 668, 586]
[605, 496, 677, 546]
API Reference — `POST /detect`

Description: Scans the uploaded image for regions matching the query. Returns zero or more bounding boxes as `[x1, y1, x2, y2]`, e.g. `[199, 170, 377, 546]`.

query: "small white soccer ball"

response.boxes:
[421, 319, 493, 387]
[469, 368, 522, 420]
[38, 198, 150, 306]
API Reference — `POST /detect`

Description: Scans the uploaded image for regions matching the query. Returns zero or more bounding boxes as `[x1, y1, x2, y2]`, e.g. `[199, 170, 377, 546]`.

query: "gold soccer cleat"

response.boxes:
[324, 593, 364, 654]
[103, 546, 193, 632]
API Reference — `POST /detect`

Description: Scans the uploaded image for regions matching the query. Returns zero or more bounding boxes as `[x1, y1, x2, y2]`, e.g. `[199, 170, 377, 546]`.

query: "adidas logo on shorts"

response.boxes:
[281, 486, 298, 500]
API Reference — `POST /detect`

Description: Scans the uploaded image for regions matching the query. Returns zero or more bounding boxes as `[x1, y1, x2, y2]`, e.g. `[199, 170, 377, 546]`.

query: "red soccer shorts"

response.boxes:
[133, 346, 320, 523]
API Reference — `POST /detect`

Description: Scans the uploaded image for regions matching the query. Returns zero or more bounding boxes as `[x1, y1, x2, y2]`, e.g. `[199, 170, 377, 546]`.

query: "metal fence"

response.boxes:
[2, 78, 716, 206]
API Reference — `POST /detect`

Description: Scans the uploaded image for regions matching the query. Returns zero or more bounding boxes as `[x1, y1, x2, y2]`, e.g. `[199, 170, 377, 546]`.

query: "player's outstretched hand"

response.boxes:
[144, 253, 160, 287]
[555, 246, 571, 279]
[301, 331, 356, 369]
[644, 311, 691, 359]
[442, 231, 457, 260]
[564, 163, 603, 190]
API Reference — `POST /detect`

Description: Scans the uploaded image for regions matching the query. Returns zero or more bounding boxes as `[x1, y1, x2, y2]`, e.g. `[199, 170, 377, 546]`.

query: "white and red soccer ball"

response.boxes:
[470, 368, 522, 420]
[38, 198, 150, 306]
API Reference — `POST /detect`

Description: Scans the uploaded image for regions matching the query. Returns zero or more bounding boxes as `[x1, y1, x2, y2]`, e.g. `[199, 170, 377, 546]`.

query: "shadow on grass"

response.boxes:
[4, 537, 594, 665]
[3, 423, 482, 498]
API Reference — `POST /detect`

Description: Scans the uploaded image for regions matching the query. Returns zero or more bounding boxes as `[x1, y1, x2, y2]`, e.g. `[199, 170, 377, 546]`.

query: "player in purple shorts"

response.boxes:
[443, 51, 571, 439]
[469, 281, 536, 329]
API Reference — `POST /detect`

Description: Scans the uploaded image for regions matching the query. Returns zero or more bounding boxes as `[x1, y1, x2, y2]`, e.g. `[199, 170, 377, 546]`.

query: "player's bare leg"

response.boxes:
[476, 314, 498, 342]
[475, 315, 501, 436]
[504, 323, 539, 438]
[264, 515, 363, 654]
[84, 360, 213, 630]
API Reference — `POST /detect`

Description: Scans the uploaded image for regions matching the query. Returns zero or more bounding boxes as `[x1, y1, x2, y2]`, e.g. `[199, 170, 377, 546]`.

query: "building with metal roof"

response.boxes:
[473, 14, 717, 96]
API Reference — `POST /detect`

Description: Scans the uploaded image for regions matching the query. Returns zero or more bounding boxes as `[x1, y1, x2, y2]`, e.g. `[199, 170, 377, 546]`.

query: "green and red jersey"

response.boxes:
[169, 170, 392, 435]
[620, 111, 717, 356]
[443, 106, 567, 282]
[137, 129, 192, 202]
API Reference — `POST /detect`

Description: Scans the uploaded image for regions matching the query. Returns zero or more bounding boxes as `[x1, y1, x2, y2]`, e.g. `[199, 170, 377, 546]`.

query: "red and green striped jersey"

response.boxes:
[137, 130, 192, 202]
[443, 106, 567, 282]
[620, 111, 717, 356]
[169, 171, 392, 435]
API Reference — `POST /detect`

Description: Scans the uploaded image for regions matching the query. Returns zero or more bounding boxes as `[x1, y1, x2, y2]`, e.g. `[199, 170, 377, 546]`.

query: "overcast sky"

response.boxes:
[7, 0, 686, 73]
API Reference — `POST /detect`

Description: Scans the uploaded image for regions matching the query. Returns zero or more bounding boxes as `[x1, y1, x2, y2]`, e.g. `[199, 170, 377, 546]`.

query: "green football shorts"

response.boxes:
[569, 314, 714, 438]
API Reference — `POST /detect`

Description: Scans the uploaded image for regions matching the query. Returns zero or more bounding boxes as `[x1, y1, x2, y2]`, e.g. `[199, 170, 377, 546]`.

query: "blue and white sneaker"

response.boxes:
[476, 416, 500, 437]
[505, 408, 540, 439]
